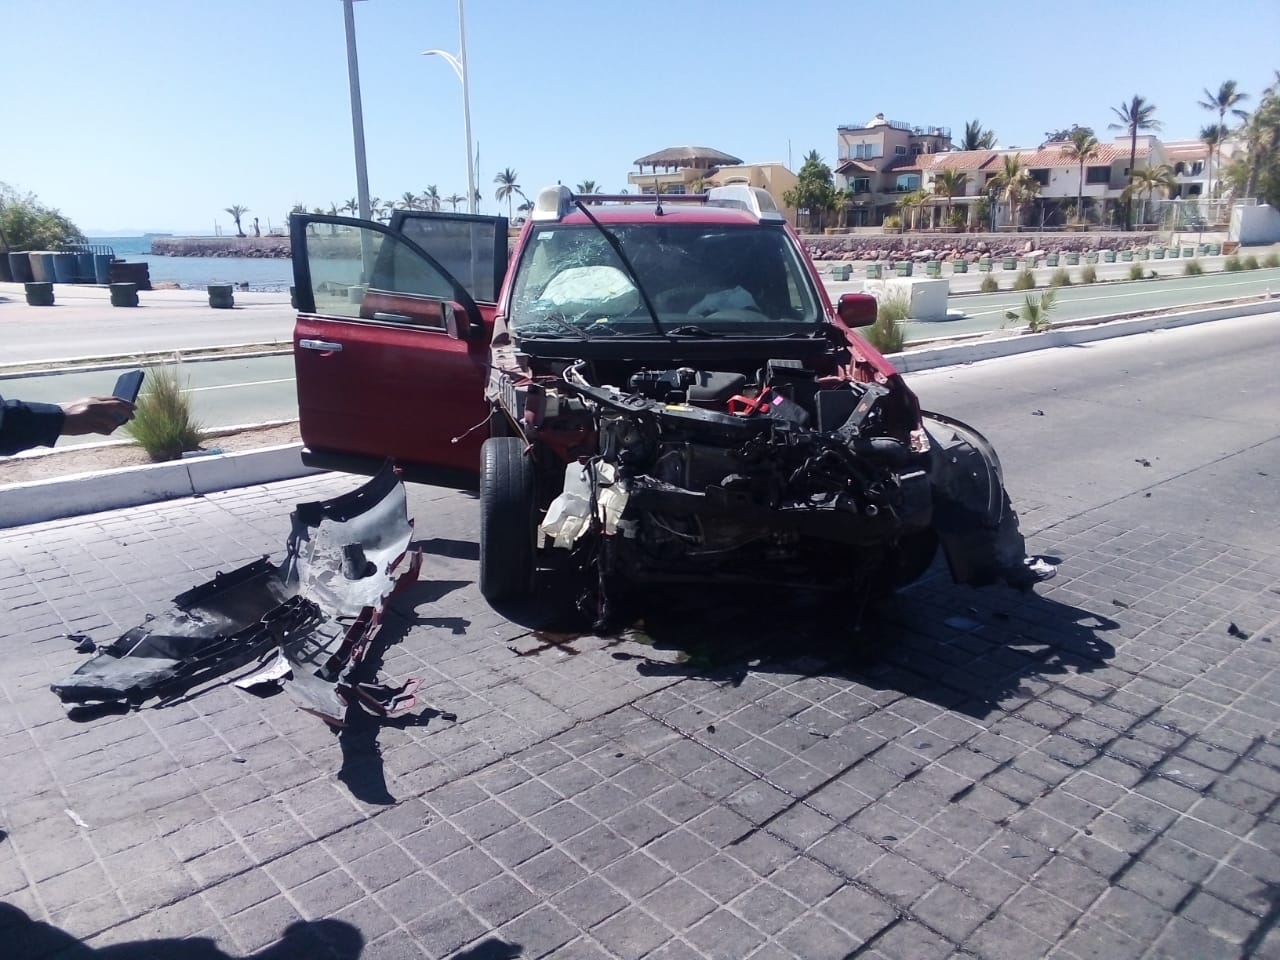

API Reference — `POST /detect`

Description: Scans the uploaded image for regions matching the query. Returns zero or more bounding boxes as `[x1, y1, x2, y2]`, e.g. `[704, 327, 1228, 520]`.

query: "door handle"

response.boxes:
[299, 339, 343, 352]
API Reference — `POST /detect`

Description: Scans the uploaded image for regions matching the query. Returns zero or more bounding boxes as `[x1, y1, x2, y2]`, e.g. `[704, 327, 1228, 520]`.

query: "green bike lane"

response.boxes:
[904, 266, 1280, 341]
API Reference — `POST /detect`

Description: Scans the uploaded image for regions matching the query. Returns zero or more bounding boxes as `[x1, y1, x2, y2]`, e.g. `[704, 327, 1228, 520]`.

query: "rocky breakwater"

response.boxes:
[803, 232, 1166, 262]
[150, 237, 291, 258]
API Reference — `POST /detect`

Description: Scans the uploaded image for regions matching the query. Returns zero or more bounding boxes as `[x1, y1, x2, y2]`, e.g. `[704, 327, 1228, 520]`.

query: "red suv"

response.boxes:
[291, 186, 1045, 625]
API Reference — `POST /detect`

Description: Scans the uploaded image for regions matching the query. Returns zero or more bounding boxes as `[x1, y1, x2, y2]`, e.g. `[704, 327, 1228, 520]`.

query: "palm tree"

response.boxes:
[1060, 128, 1101, 223]
[1124, 165, 1176, 225]
[400, 191, 419, 210]
[516, 200, 534, 217]
[494, 168, 525, 219]
[1197, 81, 1250, 199]
[575, 180, 600, 195]
[1109, 96, 1161, 229]
[341, 197, 358, 216]
[445, 193, 466, 212]
[933, 170, 967, 226]
[224, 205, 249, 238]
[960, 120, 997, 151]
[1200, 123, 1228, 201]
[422, 185, 441, 211]
[991, 154, 1037, 228]
[899, 189, 930, 230]
[1240, 94, 1280, 199]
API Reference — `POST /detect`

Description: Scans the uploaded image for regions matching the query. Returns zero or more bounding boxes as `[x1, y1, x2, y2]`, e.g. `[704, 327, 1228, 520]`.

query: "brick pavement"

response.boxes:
[1, 474, 1277, 959]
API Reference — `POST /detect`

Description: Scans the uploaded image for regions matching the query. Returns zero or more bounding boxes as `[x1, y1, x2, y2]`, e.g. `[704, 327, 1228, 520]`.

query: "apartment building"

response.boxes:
[833, 114, 952, 225]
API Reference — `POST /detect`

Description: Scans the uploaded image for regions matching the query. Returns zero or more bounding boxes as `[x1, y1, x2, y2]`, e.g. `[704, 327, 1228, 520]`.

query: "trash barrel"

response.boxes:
[1182, 247, 1195, 258]
[1102, 250, 1116, 263]
[25, 282, 54, 306]
[1120, 250, 1133, 262]
[109, 283, 139, 307]
[1046, 254, 1059, 267]
[51, 252, 78, 283]
[1065, 253, 1080, 265]
[93, 254, 113, 284]
[28, 252, 56, 282]
[1167, 247, 1180, 258]
[978, 258, 992, 272]
[8, 252, 34, 283]
[208, 283, 235, 309]
[865, 263, 882, 279]
[952, 260, 968, 274]
[830, 263, 851, 281]
[1001, 256, 1016, 270]
[894, 261, 913, 277]
[925, 260, 941, 278]
[1152, 249, 1165, 259]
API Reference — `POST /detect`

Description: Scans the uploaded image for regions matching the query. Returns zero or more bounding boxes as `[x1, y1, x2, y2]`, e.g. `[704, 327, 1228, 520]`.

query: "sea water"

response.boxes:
[89, 236, 294, 291]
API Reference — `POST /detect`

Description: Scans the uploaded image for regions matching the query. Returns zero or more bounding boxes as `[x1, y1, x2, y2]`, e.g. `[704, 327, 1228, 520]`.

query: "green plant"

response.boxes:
[1081, 264, 1098, 283]
[1224, 254, 1244, 271]
[1049, 268, 1072, 287]
[980, 275, 999, 293]
[1263, 251, 1280, 268]
[1243, 254, 1260, 270]
[881, 215, 902, 230]
[1013, 267, 1036, 290]
[1128, 262, 1145, 280]
[125, 363, 205, 462]
[1184, 258, 1205, 275]
[0, 182, 85, 251]
[1004, 287, 1058, 333]
[865, 294, 908, 353]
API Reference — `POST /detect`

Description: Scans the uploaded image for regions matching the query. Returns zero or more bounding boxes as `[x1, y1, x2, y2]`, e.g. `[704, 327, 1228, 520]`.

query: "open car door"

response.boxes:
[291, 212, 508, 488]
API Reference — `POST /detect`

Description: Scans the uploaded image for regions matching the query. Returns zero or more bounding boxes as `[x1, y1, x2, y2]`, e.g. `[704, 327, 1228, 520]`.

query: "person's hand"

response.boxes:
[59, 397, 136, 436]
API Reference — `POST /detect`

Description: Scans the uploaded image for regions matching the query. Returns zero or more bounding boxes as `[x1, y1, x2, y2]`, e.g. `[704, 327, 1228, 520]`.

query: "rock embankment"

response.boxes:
[801, 231, 1180, 262]
[150, 237, 291, 258]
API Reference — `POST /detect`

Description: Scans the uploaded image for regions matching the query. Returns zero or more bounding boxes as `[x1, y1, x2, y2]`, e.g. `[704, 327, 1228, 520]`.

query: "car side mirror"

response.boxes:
[837, 293, 878, 328]
[443, 302, 483, 341]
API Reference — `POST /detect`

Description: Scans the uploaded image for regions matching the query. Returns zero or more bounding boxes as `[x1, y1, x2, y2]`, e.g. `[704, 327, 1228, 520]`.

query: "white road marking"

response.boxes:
[960, 276, 1278, 319]
[183, 377, 296, 393]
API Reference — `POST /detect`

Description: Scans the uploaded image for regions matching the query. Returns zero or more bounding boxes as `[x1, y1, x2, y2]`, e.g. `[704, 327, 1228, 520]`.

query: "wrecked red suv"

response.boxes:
[291, 187, 1046, 624]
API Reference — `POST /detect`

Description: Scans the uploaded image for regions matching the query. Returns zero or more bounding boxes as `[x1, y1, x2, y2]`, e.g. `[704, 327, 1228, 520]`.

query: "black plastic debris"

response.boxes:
[1227, 622, 1250, 640]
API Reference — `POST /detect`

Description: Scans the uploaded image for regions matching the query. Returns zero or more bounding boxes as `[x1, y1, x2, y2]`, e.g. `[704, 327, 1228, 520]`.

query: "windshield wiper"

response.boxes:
[572, 200, 669, 341]
[666, 325, 720, 338]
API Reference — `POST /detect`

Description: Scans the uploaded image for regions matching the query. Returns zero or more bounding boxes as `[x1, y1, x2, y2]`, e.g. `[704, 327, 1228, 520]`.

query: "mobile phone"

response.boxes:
[112, 370, 145, 404]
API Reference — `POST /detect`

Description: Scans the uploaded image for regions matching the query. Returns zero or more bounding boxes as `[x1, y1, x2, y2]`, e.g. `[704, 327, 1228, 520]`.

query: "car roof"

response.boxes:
[553, 205, 765, 227]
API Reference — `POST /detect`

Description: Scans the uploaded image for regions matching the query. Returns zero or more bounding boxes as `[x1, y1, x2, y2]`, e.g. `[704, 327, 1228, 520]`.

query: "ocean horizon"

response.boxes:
[89, 235, 294, 291]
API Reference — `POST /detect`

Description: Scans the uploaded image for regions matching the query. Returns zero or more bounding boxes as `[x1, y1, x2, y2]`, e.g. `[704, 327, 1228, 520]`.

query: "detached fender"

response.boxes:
[922, 412, 1023, 586]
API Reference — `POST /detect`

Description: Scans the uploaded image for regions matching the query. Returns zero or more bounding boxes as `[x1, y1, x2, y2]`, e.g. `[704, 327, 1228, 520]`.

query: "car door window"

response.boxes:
[394, 214, 507, 304]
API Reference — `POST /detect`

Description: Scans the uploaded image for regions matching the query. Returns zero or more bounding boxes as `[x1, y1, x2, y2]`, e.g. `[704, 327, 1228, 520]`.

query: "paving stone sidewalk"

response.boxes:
[1, 474, 1278, 959]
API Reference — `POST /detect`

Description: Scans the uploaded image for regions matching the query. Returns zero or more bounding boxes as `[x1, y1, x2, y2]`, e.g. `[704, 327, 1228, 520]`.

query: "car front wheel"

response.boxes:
[479, 437, 537, 606]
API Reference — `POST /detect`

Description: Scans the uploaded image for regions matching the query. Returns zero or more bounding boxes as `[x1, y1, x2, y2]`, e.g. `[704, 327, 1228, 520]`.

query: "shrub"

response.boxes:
[1224, 254, 1244, 271]
[1128, 262, 1145, 280]
[980, 275, 999, 293]
[1004, 287, 1057, 333]
[1049, 268, 1071, 287]
[881, 215, 902, 230]
[126, 363, 205, 462]
[1263, 251, 1280, 268]
[1012, 267, 1036, 290]
[1184, 258, 1205, 276]
[1243, 254, 1260, 270]
[864, 294, 908, 353]
[1081, 265, 1098, 284]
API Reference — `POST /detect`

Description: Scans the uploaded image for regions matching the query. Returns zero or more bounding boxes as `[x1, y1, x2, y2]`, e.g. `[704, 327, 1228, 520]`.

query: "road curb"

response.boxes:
[891, 298, 1279, 373]
[0, 444, 324, 529]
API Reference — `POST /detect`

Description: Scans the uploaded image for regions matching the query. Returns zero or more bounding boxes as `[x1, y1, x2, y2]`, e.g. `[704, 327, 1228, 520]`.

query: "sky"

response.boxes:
[3, 0, 1278, 235]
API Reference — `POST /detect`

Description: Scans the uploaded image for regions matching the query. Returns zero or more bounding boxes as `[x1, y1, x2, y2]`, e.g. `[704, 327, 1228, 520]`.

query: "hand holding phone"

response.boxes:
[112, 370, 145, 404]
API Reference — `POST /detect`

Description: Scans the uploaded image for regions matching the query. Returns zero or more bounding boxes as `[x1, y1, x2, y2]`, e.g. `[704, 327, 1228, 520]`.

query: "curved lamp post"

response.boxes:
[422, 0, 476, 214]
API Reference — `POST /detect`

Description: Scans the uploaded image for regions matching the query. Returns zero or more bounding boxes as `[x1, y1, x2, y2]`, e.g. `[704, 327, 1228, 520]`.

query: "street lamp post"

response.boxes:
[423, 0, 476, 214]
[340, 0, 372, 222]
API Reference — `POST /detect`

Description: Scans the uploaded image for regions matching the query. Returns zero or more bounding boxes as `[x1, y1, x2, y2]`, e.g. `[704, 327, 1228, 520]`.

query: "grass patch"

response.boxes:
[125, 363, 205, 462]
[1224, 254, 1244, 272]
[1081, 265, 1098, 284]
[1184, 258, 1204, 276]
[1263, 252, 1280, 268]
[980, 275, 999, 293]
[1128, 262, 1145, 281]
[1242, 254, 1260, 270]
[1049, 268, 1072, 287]
[1012, 267, 1036, 290]
[864, 294, 908, 353]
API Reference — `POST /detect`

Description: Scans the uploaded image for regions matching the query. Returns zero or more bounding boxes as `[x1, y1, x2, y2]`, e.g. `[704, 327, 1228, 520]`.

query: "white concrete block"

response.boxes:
[862, 277, 950, 321]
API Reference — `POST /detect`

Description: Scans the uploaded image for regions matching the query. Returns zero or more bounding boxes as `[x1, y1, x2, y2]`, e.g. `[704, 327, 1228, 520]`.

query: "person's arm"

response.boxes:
[0, 397, 65, 455]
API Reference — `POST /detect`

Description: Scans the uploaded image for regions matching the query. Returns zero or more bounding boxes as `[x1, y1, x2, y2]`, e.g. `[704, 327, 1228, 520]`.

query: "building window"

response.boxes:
[895, 174, 920, 192]
[1187, 183, 1203, 196]
[852, 178, 871, 194]
[911, 144, 923, 155]
[665, 184, 686, 195]
[894, 145, 907, 156]
[1085, 166, 1109, 184]
[1174, 162, 1186, 175]
[1030, 169, 1049, 186]
[1191, 161, 1204, 175]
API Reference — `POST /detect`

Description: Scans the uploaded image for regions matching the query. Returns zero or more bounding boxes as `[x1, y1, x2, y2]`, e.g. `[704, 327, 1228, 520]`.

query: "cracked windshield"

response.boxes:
[509, 223, 820, 337]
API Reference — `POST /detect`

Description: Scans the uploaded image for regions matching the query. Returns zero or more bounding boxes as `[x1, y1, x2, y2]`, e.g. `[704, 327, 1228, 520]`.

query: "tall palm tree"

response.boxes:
[1109, 96, 1161, 229]
[224, 205, 249, 238]
[991, 154, 1037, 228]
[1240, 94, 1280, 199]
[1197, 81, 1250, 199]
[422, 185, 441, 211]
[933, 170, 967, 226]
[1200, 123, 1228, 199]
[899, 189, 930, 230]
[341, 197, 358, 216]
[960, 120, 996, 151]
[400, 191, 419, 210]
[493, 168, 525, 219]
[1060, 128, 1101, 223]
[444, 193, 466, 212]
[575, 180, 600, 195]
[1124, 165, 1177, 225]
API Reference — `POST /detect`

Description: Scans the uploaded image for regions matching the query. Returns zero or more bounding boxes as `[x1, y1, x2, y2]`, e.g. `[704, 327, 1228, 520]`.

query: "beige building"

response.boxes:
[833, 114, 953, 225]
[625, 146, 799, 222]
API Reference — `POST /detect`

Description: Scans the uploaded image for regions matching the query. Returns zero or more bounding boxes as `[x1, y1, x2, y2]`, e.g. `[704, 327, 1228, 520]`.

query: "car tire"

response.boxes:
[885, 529, 939, 589]
[479, 436, 537, 606]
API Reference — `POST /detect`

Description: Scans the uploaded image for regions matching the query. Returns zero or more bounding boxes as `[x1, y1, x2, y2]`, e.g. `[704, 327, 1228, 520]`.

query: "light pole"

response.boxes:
[423, 0, 476, 214]
[340, 0, 372, 222]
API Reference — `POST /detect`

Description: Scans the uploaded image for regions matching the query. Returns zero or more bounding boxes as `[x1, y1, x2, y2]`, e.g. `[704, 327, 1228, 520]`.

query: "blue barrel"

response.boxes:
[74, 252, 95, 282]
[8, 252, 33, 282]
[51, 252, 77, 283]
[29, 252, 56, 282]
[93, 254, 112, 285]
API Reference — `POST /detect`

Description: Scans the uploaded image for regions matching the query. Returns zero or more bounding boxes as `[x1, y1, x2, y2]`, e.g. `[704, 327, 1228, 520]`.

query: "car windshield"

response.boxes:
[508, 223, 822, 338]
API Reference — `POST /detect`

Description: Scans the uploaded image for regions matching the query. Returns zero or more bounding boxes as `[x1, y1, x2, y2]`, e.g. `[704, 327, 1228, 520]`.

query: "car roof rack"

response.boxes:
[531, 184, 784, 224]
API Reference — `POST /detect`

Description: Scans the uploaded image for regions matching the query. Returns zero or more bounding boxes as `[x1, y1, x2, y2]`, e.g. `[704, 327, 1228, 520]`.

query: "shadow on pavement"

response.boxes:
[2, 904, 363, 959]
